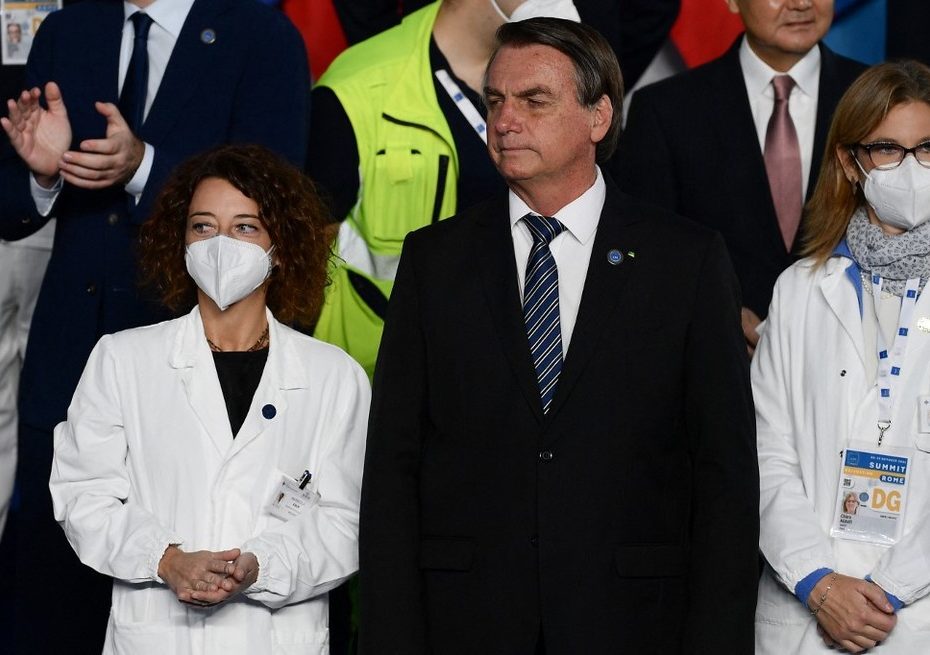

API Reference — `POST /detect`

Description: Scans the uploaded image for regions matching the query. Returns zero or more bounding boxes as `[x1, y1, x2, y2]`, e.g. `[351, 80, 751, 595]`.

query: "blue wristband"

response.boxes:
[795, 568, 833, 606]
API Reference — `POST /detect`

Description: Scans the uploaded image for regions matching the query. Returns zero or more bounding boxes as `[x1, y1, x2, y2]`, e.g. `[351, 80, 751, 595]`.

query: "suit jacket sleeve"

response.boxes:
[683, 233, 759, 652]
[610, 88, 678, 212]
[134, 11, 310, 224]
[0, 12, 58, 241]
[358, 232, 430, 654]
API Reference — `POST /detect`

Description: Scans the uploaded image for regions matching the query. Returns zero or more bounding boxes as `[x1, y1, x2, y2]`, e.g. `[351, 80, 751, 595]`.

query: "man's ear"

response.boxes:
[590, 94, 612, 144]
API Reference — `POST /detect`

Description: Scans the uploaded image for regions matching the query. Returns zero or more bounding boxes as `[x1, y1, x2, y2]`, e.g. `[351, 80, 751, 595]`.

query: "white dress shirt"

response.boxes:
[739, 36, 821, 200]
[510, 166, 606, 355]
[31, 0, 196, 214]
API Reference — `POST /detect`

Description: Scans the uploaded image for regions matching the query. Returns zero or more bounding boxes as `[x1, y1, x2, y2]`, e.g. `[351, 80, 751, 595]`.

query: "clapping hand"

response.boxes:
[1, 81, 71, 188]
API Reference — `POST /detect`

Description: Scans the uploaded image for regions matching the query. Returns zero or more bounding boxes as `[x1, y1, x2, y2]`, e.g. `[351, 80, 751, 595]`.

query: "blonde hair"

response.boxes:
[803, 60, 930, 263]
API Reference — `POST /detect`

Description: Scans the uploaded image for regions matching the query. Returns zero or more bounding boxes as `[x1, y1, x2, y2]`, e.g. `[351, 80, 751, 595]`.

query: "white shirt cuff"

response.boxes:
[124, 142, 155, 202]
[29, 173, 63, 217]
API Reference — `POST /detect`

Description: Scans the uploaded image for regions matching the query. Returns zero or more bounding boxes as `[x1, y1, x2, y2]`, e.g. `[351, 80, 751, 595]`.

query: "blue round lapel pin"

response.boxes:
[262, 404, 276, 419]
[201, 29, 217, 44]
[607, 249, 623, 265]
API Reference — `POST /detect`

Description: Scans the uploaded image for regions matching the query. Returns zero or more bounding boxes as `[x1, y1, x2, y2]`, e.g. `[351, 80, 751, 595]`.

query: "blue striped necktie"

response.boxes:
[522, 214, 566, 413]
[119, 12, 154, 133]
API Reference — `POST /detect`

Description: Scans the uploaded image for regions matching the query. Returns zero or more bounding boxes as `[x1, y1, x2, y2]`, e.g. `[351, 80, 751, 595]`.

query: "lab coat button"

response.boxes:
[538, 450, 553, 462]
[262, 404, 276, 419]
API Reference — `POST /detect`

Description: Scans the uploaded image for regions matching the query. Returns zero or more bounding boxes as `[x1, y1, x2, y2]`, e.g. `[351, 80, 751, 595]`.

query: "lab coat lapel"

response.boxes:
[171, 308, 233, 457]
[228, 312, 307, 457]
[819, 258, 866, 370]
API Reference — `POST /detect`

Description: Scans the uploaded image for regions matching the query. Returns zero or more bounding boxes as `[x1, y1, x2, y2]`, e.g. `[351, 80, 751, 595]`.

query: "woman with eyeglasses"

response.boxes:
[49, 144, 369, 654]
[754, 60, 930, 654]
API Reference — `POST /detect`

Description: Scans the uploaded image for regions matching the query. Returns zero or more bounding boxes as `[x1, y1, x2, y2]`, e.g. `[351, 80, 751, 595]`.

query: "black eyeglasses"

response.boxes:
[852, 141, 930, 170]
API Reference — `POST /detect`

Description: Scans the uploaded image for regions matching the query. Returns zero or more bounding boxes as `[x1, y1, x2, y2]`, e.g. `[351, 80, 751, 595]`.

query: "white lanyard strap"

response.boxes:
[872, 275, 921, 445]
[435, 69, 487, 144]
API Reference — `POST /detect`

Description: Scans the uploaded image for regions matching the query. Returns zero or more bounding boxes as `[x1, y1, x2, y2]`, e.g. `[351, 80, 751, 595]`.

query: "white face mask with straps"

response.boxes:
[185, 235, 274, 311]
[856, 155, 930, 232]
[488, 0, 581, 23]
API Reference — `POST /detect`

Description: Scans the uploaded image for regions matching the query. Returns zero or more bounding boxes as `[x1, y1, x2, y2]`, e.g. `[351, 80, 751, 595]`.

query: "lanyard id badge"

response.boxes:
[830, 444, 911, 546]
[872, 276, 920, 445]
[269, 470, 320, 520]
[435, 69, 488, 144]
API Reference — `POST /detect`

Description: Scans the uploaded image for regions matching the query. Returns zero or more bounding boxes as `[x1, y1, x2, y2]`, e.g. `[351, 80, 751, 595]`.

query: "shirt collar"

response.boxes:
[508, 166, 605, 245]
[739, 34, 821, 99]
[124, 0, 195, 38]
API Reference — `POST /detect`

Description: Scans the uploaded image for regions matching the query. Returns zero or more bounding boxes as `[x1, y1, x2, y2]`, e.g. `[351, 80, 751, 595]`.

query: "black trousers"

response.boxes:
[0, 421, 111, 654]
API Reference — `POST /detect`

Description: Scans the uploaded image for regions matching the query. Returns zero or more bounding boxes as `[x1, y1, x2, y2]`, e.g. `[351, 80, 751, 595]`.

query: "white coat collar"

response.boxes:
[168, 306, 310, 389]
[168, 306, 311, 457]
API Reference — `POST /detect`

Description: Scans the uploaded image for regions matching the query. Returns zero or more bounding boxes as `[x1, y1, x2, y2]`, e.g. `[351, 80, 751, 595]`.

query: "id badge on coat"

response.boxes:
[269, 473, 320, 521]
[830, 443, 912, 546]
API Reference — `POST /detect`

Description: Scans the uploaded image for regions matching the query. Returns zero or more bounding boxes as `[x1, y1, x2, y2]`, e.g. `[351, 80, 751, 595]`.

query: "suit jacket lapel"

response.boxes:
[546, 183, 639, 418]
[82, 4, 123, 111]
[474, 196, 546, 425]
[141, 0, 226, 143]
[810, 43, 845, 197]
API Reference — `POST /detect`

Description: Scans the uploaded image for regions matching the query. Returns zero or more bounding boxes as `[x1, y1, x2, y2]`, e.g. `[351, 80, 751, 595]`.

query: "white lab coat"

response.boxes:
[50, 307, 370, 655]
[753, 255, 930, 653]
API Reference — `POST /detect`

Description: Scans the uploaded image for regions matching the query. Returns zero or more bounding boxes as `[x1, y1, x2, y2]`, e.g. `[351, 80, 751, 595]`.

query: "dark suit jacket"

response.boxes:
[0, 0, 309, 430]
[612, 39, 865, 318]
[359, 179, 759, 654]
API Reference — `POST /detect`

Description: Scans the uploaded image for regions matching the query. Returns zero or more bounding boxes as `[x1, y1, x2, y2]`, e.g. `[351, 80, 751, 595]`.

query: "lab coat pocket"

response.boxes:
[915, 434, 930, 453]
[109, 619, 187, 655]
[259, 468, 297, 529]
[271, 627, 329, 654]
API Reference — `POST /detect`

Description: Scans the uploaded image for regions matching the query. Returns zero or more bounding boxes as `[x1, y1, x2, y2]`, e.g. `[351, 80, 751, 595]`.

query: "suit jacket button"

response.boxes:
[530, 535, 538, 547]
[86, 283, 97, 295]
[107, 213, 120, 226]
[21, 217, 31, 224]
[538, 450, 553, 462]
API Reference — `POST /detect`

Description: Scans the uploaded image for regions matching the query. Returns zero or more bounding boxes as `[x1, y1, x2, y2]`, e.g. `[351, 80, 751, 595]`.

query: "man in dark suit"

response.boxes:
[360, 17, 758, 655]
[0, 1, 308, 651]
[614, 0, 865, 353]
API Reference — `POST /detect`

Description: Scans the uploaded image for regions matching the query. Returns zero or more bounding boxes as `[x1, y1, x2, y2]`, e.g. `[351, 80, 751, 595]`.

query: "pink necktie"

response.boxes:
[764, 75, 802, 252]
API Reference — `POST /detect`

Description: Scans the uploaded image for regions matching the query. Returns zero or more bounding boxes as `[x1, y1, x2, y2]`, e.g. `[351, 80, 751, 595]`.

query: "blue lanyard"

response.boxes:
[871, 275, 920, 446]
[434, 69, 487, 144]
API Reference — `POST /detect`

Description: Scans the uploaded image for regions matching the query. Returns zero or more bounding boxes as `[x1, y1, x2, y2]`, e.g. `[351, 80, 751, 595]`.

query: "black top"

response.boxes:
[307, 36, 506, 222]
[212, 348, 269, 437]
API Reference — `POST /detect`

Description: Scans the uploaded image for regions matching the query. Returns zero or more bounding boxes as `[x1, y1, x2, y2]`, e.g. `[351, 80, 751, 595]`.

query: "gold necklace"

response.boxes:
[207, 325, 269, 352]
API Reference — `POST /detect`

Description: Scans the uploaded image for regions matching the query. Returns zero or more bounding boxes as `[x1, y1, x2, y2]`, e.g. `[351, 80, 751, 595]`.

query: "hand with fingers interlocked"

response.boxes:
[157, 545, 242, 606]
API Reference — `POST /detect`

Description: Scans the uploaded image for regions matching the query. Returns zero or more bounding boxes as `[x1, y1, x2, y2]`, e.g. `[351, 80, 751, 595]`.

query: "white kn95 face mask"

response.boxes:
[488, 0, 581, 23]
[185, 235, 274, 311]
[857, 156, 930, 232]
